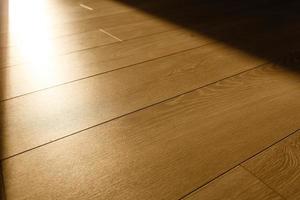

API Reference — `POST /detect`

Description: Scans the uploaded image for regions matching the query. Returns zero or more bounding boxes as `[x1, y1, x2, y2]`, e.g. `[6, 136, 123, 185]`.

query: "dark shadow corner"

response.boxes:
[114, 0, 300, 72]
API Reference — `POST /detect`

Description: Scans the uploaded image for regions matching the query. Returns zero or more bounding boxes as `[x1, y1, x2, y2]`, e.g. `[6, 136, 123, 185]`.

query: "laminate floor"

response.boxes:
[1, 0, 300, 199]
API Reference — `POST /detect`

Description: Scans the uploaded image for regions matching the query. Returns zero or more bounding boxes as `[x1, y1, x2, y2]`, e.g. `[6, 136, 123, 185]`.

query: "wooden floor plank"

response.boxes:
[183, 166, 282, 200]
[1, 42, 265, 157]
[1, 29, 210, 68]
[3, 65, 300, 199]
[1, 29, 214, 100]
[242, 130, 300, 200]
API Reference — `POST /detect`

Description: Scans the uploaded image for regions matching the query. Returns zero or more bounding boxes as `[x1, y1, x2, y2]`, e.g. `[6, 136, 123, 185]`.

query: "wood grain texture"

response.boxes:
[183, 167, 282, 200]
[2, 29, 212, 100]
[3, 65, 300, 199]
[242, 130, 300, 200]
[1, 42, 264, 157]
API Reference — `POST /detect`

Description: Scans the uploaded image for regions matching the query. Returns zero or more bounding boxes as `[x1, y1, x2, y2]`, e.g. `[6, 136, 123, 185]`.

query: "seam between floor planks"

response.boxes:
[178, 128, 300, 200]
[0, 62, 267, 161]
[2, 28, 219, 101]
[181, 166, 284, 200]
[3, 29, 270, 158]
[239, 165, 287, 200]
[0, 42, 219, 103]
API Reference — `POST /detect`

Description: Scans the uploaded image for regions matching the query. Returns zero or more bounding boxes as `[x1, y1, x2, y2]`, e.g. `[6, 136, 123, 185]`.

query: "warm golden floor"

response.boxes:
[1, 0, 300, 199]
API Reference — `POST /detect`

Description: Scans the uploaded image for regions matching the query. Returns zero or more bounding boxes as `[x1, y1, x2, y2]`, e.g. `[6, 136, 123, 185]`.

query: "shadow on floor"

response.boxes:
[114, 0, 300, 71]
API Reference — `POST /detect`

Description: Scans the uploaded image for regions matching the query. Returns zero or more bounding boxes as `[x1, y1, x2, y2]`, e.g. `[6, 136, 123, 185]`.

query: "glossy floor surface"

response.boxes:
[1, 0, 300, 199]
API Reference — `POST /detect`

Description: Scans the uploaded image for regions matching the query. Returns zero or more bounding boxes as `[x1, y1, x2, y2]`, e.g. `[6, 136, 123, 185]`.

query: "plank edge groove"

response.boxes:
[179, 128, 300, 200]
[1, 62, 269, 160]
